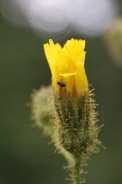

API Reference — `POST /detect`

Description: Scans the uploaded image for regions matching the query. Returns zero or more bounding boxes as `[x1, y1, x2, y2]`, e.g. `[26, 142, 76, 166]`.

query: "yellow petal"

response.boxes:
[59, 73, 76, 77]
[43, 39, 88, 100]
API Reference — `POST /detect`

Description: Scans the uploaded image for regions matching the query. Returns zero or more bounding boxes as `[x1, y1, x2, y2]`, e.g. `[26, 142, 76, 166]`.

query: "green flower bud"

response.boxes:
[52, 89, 101, 158]
[31, 85, 54, 135]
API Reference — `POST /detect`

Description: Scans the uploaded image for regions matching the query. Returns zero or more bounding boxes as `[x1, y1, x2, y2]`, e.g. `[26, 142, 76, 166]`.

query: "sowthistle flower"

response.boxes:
[43, 39, 102, 184]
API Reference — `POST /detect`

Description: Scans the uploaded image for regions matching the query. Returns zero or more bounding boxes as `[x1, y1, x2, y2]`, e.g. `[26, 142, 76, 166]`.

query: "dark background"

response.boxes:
[0, 2, 122, 184]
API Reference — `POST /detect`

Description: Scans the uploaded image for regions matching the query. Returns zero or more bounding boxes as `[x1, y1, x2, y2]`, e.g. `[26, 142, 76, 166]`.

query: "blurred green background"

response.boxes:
[0, 2, 122, 184]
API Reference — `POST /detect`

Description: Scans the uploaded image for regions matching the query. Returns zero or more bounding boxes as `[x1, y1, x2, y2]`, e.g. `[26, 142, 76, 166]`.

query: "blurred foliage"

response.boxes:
[104, 17, 122, 66]
[0, 4, 122, 184]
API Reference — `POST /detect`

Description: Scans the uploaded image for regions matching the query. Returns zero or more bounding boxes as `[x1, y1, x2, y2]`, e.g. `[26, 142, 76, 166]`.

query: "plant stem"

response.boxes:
[73, 156, 81, 184]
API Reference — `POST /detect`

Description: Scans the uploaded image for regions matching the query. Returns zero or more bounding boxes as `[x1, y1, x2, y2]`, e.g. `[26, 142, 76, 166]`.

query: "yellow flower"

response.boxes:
[44, 38, 88, 100]
[43, 39, 102, 175]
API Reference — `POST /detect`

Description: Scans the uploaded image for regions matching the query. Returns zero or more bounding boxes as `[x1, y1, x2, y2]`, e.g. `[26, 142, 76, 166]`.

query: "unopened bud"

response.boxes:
[31, 85, 54, 135]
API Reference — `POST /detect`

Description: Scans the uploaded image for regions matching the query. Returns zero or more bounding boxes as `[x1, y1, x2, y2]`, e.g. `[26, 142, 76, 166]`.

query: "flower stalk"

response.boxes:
[74, 156, 81, 184]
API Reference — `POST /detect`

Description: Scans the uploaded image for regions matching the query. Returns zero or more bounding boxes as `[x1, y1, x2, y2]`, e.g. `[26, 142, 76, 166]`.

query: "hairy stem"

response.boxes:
[73, 156, 81, 184]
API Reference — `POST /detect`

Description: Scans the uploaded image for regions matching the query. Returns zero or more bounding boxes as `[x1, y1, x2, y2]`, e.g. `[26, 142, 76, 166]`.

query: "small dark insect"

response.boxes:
[57, 81, 66, 87]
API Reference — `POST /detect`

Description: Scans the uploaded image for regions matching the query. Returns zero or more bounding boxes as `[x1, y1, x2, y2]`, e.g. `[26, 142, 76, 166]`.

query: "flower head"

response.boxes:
[44, 38, 88, 100]
[43, 38, 101, 160]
